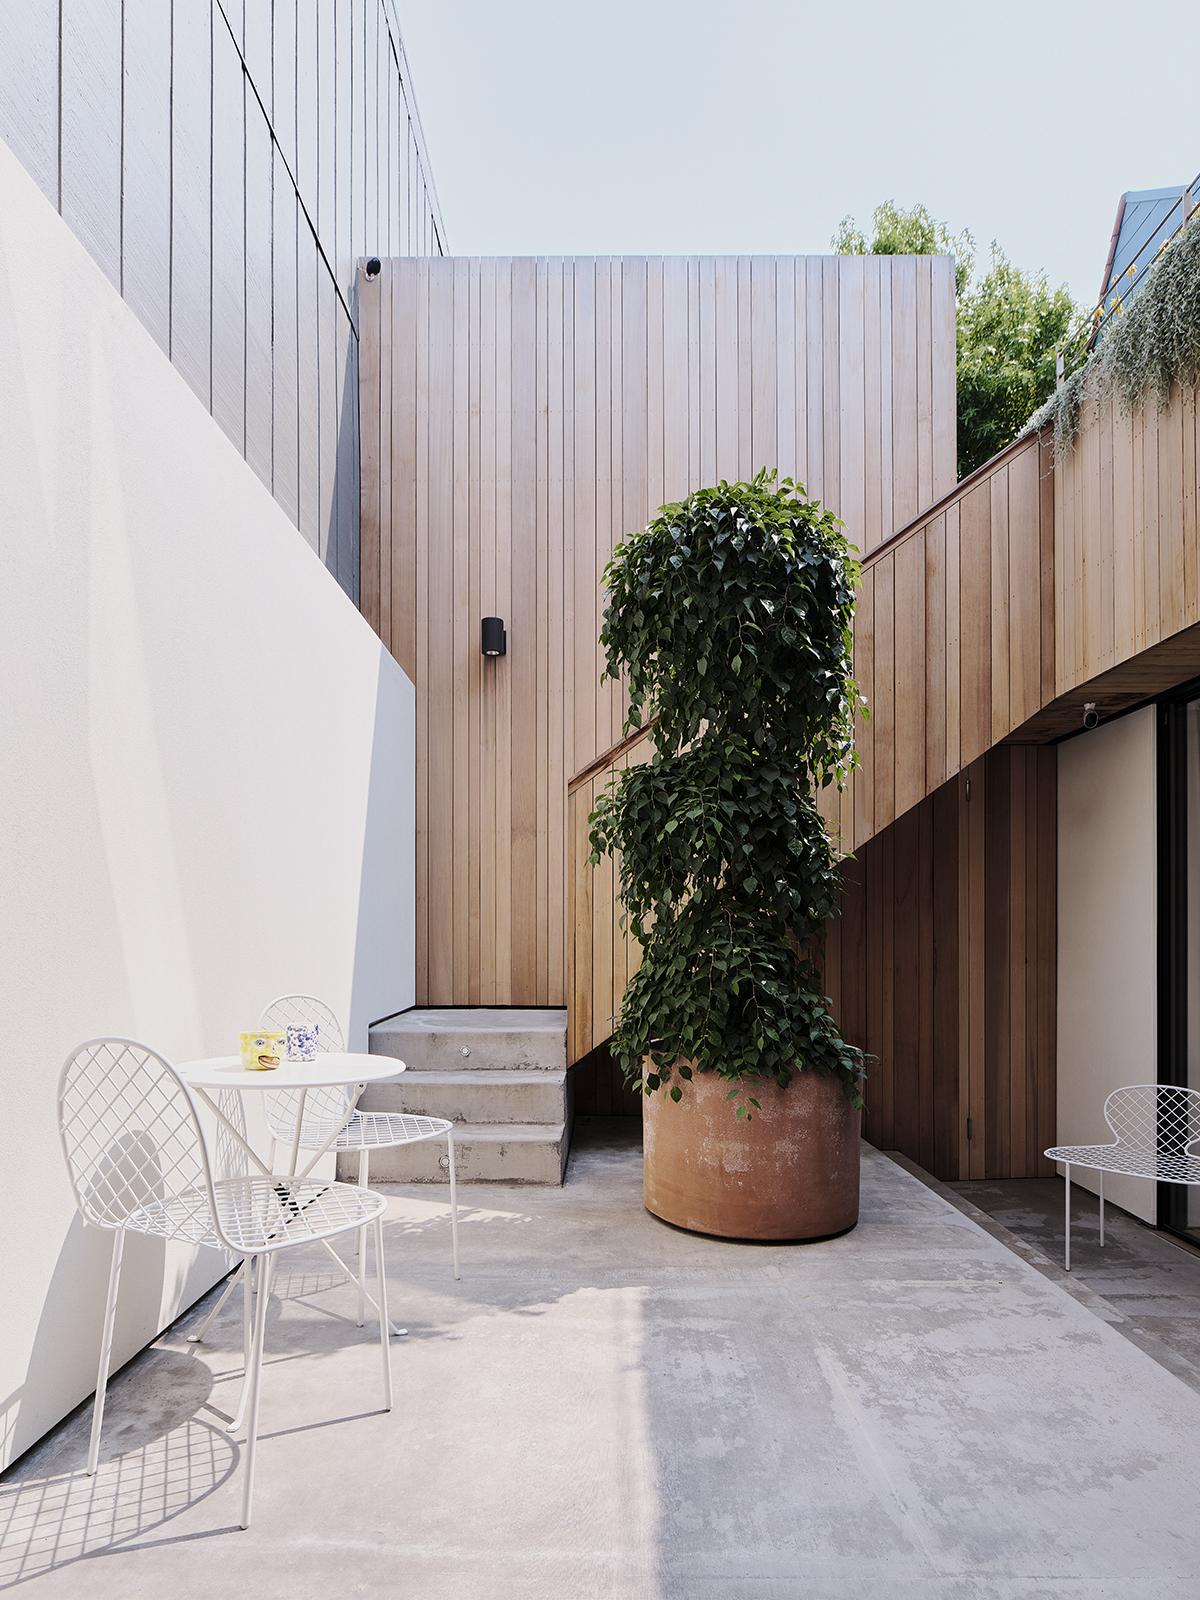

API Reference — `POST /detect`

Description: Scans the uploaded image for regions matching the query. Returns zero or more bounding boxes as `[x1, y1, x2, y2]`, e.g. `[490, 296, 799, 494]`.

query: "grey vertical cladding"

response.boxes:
[272, 152, 301, 527]
[210, 13, 246, 452]
[121, 0, 172, 356]
[0, 0, 58, 204]
[170, 0, 213, 409]
[0, 0, 444, 606]
[60, 0, 123, 291]
[244, 99, 274, 486]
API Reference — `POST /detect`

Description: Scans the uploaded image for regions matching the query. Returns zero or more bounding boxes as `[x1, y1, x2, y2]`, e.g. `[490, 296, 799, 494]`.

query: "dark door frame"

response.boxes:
[1156, 680, 1200, 1235]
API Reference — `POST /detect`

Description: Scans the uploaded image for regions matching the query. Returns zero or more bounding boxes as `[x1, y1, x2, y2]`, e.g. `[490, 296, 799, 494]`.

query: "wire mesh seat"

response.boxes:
[257, 996, 459, 1294]
[56, 1038, 393, 1529]
[119, 1175, 386, 1252]
[295, 1110, 453, 1150]
[1045, 1083, 1200, 1269]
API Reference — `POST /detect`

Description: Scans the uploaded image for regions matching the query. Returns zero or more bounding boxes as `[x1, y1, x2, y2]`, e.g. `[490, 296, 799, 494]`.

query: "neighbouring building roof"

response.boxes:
[1095, 175, 1199, 339]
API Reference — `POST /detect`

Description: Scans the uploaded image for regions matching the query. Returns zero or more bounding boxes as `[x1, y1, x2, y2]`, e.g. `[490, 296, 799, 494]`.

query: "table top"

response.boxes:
[179, 1051, 406, 1091]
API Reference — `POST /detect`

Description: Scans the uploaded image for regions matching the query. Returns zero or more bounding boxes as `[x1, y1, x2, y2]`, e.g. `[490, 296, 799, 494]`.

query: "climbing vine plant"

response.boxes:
[589, 471, 867, 1113]
[1025, 216, 1200, 458]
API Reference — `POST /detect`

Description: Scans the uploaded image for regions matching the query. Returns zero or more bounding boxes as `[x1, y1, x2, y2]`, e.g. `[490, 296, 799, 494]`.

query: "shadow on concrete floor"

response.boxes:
[10, 1142, 1200, 1597]
[949, 1173, 1200, 1391]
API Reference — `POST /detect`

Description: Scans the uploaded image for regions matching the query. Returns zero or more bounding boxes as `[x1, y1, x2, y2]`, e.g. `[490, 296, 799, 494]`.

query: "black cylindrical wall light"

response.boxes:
[481, 616, 507, 658]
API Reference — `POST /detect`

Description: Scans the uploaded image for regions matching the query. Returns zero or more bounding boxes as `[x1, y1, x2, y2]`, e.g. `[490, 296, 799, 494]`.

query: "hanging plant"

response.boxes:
[589, 470, 867, 1114]
[1024, 216, 1200, 458]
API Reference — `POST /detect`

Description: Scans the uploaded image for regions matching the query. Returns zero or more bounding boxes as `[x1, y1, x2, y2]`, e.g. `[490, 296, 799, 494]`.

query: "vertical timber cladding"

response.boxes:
[824, 745, 1058, 1182]
[825, 431, 1057, 857]
[361, 254, 958, 1005]
[0, 0, 446, 601]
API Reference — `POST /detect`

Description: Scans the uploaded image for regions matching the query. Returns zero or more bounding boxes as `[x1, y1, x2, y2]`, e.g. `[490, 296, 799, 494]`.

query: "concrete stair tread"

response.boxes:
[444, 1121, 565, 1141]
[365, 1011, 570, 1182]
[385, 1069, 566, 1085]
[371, 1007, 567, 1073]
[378, 1007, 565, 1034]
[357, 1119, 569, 1185]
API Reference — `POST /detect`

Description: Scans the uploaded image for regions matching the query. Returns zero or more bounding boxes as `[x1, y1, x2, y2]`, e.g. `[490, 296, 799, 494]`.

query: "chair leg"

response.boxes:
[267, 1137, 277, 1173]
[374, 1216, 393, 1412]
[448, 1130, 460, 1281]
[240, 1252, 273, 1530]
[224, 1258, 254, 1435]
[1064, 1162, 1072, 1272]
[357, 1149, 370, 1327]
[187, 1259, 244, 1344]
[87, 1230, 125, 1475]
[1099, 1170, 1105, 1248]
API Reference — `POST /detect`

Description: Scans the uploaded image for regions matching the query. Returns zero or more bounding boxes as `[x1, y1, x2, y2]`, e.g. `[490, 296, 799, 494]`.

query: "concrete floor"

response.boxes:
[951, 1173, 1200, 1392]
[6, 1125, 1200, 1598]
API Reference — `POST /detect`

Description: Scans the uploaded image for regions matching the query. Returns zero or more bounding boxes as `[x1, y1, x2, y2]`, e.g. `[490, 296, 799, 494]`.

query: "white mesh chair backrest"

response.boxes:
[57, 1039, 217, 1237]
[258, 995, 349, 1142]
[258, 994, 345, 1051]
[1104, 1084, 1200, 1157]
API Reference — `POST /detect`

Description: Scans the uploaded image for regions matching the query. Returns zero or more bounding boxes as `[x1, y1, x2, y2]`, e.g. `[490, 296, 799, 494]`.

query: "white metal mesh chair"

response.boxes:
[57, 1038, 392, 1529]
[1045, 1083, 1200, 1268]
[258, 996, 459, 1302]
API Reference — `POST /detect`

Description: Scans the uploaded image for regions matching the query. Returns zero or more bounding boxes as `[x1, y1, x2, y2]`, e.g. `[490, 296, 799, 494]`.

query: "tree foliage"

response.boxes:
[832, 200, 975, 296]
[589, 472, 866, 1113]
[834, 201, 1085, 477]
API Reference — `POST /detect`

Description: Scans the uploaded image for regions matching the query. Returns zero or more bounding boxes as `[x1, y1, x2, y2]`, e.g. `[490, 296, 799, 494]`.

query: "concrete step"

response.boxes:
[357, 1122, 569, 1185]
[359, 1069, 568, 1126]
[370, 1007, 566, 1072]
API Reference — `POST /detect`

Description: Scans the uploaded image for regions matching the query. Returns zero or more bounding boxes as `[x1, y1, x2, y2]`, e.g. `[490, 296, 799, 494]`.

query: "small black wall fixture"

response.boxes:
[481, 616, 507, 658]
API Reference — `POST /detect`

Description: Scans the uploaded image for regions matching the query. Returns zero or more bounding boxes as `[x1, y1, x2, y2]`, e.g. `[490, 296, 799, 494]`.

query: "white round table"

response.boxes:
[179, 1050, 410, 1354]
[179, 1051, 405, 1179]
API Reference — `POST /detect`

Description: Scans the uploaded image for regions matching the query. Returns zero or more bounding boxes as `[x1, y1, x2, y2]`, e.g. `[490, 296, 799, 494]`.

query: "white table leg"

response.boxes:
[288, 1088, 309, 1176]
[448, 1130, 460, 1281]
[294, 1083, 366, 1181]
[191, 1088, 274, 1178]
[357, 1149, 369, 1327]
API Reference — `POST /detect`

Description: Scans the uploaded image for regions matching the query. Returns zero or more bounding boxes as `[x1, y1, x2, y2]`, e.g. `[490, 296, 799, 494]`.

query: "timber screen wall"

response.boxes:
[0, 0, 443, 599]
[360, 253, 957, 1006]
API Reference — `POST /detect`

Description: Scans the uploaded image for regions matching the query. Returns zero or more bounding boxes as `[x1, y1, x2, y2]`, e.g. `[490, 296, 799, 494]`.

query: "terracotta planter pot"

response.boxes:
[643, 1067, 860, 1241]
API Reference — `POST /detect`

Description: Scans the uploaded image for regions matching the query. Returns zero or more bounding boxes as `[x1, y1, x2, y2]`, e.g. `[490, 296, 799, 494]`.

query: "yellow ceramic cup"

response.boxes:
[240, 1031, 286, 1070]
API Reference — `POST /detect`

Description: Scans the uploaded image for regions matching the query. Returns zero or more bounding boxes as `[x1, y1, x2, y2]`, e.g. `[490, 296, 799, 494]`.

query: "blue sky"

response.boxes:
[400, 0, 1195, 312]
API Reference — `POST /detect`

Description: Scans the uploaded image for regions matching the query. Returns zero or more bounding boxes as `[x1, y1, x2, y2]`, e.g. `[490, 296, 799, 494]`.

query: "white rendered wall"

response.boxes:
[1057, 707, 1157, 1222]
[0, 140, 414, 1467]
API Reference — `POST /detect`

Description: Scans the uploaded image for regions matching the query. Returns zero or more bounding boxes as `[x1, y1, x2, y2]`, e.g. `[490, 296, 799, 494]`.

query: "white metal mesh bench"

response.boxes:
[1045, 1084, 1200, 1269]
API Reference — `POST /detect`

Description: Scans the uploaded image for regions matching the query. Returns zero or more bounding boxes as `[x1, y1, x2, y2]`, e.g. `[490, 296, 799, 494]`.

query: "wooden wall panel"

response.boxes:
[567, 728, 655, 1065]
[568, 736, 1057, 1175]
[561, 371, 1200, 1158]
[366, 253, 957, 1006]
[0, 1, 445, 604]
[1054, 382, 1200, 699]
[827, 747, 1058, 1181]
[839, 433, 1056, 853]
